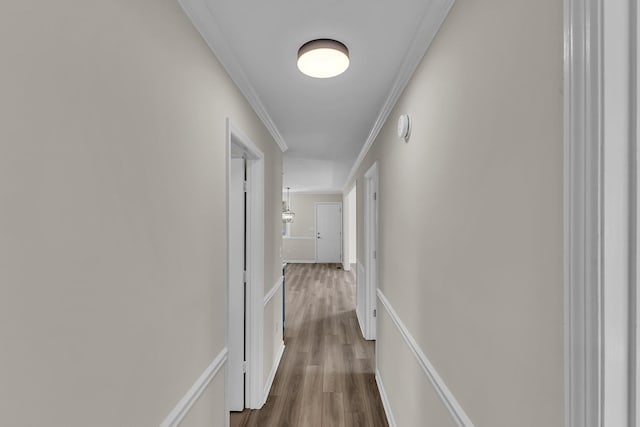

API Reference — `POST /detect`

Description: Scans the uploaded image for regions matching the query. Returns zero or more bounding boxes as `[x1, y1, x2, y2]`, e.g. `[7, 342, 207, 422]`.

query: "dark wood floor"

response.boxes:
[230, 263, 388, 427]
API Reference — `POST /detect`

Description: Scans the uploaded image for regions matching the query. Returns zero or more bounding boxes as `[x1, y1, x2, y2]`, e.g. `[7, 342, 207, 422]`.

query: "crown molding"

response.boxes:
[342, 0, 455, 192]
[178, 0, 288, 152]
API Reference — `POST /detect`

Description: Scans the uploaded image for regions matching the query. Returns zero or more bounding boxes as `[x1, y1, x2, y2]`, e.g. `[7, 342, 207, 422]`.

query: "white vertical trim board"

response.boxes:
[564, 0, 638, 426]
[633, 0, 640, 422]
[342, 0, 455, 191]
[563, 1, 603, 425]
[264, 277, 283, 306]
[377, 290, 474, 427]
[375, 370, 397, 427]
[262, 342, 286, 406]
[159, 348, 228, 427]
[363, 163, 378, 341]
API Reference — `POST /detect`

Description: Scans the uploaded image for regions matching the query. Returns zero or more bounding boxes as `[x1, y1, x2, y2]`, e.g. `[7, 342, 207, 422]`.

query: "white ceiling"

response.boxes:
[180, 0, 450, 192]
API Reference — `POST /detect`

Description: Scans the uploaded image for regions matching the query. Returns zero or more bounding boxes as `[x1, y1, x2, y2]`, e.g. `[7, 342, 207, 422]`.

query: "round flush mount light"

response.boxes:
[297, 39, 349, 78]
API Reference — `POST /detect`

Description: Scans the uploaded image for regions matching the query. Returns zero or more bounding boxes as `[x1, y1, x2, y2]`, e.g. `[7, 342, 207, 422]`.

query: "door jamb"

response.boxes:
[225, 118, 265, 420]
[564, 0, 636, 425]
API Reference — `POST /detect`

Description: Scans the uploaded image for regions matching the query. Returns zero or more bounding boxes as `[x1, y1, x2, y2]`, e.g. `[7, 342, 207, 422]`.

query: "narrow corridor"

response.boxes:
[231, 263, 388, 427]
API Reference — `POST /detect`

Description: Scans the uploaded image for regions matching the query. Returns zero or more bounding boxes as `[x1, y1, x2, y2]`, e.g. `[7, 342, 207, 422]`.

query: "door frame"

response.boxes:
[227, 155, 245, 413]
[225, 119, 265, 422]
[364, 162, 378, 341]
[343, 183, 357, 271]
[314, 202, 343, 263]
[564, 0, 637, 425]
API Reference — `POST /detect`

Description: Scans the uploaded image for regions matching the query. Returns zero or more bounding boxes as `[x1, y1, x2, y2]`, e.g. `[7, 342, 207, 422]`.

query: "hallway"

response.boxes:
[231, 263, 388, 427]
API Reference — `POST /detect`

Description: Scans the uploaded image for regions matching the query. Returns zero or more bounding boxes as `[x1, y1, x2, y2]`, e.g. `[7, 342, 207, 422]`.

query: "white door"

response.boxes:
[316, 203, 342, 263]
[364, 162, 378, 340]
[228, 157, 245, 411]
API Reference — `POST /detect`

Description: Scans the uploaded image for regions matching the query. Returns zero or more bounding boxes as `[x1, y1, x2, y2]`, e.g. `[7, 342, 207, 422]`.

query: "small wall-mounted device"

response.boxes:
[397, 114, 411, 142]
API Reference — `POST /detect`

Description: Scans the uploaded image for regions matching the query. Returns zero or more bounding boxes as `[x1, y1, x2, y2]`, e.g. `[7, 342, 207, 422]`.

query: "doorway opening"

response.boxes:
[226, 119, 265, 426]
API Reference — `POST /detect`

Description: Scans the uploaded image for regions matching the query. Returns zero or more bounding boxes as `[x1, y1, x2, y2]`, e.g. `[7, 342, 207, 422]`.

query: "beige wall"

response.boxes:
[0, 1, 282, 426]
[347, 0, 564, 425]
[283, 193, 342, 262]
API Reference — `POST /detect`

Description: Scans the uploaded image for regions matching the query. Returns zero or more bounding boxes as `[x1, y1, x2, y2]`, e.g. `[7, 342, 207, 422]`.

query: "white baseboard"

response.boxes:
[160, 347, 228, 427]
[343, 261, 351, 271]
[262, 342, 286, 405]
[283, 259, 315, 264]
[377, 290, 475, 427]
[376, 370, 397, 427]
[264, 277, 282, 306]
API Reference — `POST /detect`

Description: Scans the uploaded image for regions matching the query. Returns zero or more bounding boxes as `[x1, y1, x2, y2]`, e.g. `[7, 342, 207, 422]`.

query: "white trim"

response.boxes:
[177, 0, 287, 152]
[633, 1, 639, 422]
[262, 342, 286, 406]
[343, 180, 356, 196]
[282, 236, 316, 240]
[601, 2, 633, 425]
[226, 119, 265, 411]
[160, 348, 228, 427]
[264, 277, 283, 306]
[282, 259, 316, 264]
[377, 290, 474, 427]
[375, 370, 397, 427]
[363, 163, 378, 340]
[563, 0, 603, 424]
[342, 0, 455, 191]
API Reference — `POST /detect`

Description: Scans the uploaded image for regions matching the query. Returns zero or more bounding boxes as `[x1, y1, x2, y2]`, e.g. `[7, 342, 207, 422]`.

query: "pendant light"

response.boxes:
[282, 187, 295, 223]
[297, 39, 349, 78]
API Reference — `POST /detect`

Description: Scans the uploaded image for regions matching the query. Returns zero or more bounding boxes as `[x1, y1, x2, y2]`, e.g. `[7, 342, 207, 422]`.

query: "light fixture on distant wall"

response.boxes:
[282, 187, 295, 223]
[297, 39, 349, 78]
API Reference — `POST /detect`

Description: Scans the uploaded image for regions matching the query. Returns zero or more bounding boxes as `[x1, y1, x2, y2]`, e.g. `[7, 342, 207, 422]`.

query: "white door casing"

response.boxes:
[228, 157, 245, 412]
[315, 203, 342, 263]
[564, 0, 637, 425]
[225, 119, 265, 424]
[364, 162, 378, 341]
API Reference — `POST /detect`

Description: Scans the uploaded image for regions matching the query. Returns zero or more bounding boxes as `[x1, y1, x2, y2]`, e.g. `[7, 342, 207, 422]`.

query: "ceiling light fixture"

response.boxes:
[282, 187, 295, 223]
[297, 39, 349, 78]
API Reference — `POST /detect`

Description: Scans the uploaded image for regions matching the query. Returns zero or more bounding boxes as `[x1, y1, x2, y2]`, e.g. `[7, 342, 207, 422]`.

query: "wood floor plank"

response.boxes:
[230, 263, 388, 427]
[322, 392, 346, 427]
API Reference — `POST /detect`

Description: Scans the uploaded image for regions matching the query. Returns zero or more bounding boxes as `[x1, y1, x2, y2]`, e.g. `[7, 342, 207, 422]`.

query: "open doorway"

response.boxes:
[228, 150, 245, 412]
[226, 119, 266, 425]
